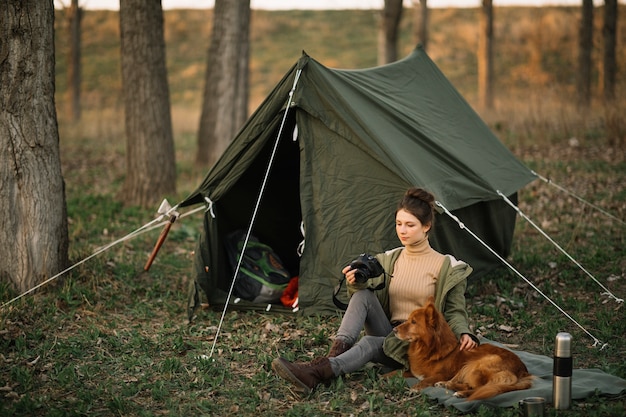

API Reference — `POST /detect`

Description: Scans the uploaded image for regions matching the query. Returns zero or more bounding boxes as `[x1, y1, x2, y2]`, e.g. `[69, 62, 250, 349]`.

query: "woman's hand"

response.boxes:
[459, 334, 477, 351]
[342, 265, 357, 285]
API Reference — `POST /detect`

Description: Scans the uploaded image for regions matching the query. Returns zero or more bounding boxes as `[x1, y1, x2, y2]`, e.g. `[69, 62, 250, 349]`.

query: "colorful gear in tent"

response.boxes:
[281, 276, 299, 309]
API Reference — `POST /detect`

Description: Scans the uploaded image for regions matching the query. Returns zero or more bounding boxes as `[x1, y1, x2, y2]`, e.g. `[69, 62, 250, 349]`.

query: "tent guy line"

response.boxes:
[0, 204, 206, 310]
[498, 190, 623, 304]
[533, 171, 626, 227]
[436, 200, 608, 349]
[208, 68, 303, 359]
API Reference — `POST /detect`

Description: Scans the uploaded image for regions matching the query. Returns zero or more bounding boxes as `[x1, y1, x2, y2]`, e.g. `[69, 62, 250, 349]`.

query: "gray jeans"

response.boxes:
[329, 289, 401, 375]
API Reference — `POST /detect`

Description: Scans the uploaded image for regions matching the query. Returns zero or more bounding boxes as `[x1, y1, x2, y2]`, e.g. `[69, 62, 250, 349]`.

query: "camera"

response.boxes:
[349, 253, 385, 283]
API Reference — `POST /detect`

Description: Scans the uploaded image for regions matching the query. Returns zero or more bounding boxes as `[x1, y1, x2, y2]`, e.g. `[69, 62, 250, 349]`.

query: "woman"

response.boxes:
[271, 187, 479, 394]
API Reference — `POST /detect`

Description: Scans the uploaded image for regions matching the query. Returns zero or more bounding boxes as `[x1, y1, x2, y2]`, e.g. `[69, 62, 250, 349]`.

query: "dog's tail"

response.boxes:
[466, 374, 535, 401]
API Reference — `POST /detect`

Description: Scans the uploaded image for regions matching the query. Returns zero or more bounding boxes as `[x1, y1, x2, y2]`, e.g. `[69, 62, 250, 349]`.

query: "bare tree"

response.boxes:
[411, 0, 429, 51]
[602, 0, 617, 102]
[378, 0, 403, 65]
[478, 0, 494, 109]
[66, 0, 81, 122]
[196, 0, 251, 167]
[119, 0, 176, 207]
[0, 0, 69, 292]
[578, 0, 593, 107]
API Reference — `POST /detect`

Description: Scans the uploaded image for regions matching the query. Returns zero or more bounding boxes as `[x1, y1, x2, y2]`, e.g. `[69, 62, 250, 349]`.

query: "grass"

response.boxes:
[0, 197, 625, 417]
[2, 5, 626, 417]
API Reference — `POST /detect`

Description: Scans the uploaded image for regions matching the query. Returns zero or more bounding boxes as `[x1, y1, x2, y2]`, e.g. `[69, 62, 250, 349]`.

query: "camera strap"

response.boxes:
[332, 277, 349, 310]
[332, 274, 387, 311]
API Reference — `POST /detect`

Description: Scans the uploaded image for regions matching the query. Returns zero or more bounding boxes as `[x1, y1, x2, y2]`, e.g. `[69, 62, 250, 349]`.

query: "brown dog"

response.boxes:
[394, 296, 533, 401]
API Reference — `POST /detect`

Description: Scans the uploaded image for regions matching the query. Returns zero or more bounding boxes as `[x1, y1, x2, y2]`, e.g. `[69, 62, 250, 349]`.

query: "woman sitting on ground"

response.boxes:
[271, 187, 479, 393]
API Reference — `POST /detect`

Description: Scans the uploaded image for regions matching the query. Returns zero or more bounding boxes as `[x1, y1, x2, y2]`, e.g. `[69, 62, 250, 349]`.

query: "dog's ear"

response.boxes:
[424, 302, 438, 328]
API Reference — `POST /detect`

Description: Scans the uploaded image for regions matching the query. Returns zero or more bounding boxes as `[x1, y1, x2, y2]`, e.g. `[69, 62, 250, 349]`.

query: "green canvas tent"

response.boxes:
[180, 45, 537, 319]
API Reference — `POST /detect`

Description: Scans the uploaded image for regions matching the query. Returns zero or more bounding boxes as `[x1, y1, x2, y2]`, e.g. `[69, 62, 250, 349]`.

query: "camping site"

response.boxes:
[1, 5, 625, 416]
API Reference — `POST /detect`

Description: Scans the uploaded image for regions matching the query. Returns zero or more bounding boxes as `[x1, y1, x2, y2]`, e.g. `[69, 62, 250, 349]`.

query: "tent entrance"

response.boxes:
[216, 113, 303, 287]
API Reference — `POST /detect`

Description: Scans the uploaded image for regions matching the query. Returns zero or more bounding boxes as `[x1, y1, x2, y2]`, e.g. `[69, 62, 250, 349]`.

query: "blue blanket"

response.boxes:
[404, 338, 626, 412]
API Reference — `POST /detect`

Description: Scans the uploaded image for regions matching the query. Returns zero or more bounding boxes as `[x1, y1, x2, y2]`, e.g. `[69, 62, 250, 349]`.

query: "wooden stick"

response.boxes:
[144, 217, 176, 271]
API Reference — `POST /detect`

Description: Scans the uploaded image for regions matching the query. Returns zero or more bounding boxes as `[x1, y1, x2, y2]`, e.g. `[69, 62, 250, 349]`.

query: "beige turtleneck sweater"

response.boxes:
[388, 237, 445, 323]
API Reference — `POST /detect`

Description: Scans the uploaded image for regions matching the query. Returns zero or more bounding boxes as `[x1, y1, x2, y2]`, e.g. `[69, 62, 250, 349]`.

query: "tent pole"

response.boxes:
[209, 69, 304, 359]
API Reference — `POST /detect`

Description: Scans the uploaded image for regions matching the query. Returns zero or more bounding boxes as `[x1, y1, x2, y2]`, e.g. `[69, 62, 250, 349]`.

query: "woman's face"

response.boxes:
[396, 208, 431, 246]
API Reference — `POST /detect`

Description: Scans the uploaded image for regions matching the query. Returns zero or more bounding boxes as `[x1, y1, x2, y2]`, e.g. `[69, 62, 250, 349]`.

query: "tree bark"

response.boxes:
[411, 0, 429, 51]
[378, 0, 403, 65]
[119, 0, 176, 207]
[478, 0, 494, 109]
[602, 0, 617, 102]
[0, 0, 69, 292]
[196, 0, 250, 168]
[578, 0, 593, 107]
[66, 0, 81, 122]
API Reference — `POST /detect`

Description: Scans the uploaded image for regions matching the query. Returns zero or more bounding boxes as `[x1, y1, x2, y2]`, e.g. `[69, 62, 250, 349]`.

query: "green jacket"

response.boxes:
[347, 247, 475, 369]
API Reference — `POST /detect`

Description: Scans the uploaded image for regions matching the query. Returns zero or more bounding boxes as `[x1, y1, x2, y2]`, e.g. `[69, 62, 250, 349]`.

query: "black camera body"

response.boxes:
[349, 253, 385, 283]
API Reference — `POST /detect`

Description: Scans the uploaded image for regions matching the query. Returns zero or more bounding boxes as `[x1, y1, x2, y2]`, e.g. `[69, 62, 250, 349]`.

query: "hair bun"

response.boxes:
[406, 187, 435, 206]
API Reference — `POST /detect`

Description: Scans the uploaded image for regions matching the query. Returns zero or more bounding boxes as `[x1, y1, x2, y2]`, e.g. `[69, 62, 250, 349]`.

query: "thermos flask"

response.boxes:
[553, 332, 572, 409]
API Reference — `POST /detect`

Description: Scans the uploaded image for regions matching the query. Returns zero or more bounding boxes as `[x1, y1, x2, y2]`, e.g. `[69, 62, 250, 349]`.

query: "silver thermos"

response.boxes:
[553, 332, 572, 409]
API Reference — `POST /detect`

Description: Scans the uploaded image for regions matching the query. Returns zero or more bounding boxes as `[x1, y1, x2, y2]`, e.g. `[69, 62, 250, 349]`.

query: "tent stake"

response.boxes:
[144, 199, 180, 271]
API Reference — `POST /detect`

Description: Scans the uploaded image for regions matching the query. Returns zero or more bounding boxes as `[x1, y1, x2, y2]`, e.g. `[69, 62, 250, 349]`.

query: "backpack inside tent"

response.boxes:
[179, 45, 537, 320]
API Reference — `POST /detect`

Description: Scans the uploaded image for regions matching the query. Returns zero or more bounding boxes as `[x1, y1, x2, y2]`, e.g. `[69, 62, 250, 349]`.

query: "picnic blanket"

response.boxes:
[404, 337, 626, 413]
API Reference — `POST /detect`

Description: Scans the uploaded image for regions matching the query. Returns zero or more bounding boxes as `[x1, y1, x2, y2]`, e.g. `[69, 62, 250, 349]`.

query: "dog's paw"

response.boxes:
[434, 381, 447, 388]
[453, 391, 468, 398]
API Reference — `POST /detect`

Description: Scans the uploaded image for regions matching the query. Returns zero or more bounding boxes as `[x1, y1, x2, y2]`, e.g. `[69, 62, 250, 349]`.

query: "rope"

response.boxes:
[532, 170, 626, 227]
[204, 196, 216, 218]
[209, 68, 303, 359]
[498, 191, 623, 304]
[435, 201, 606, 349]
[297, 220, 305, 257]
[1, 204, 206, 310]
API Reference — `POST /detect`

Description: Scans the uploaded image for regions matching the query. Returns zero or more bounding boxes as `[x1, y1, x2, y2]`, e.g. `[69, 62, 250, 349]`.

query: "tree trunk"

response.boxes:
[0, 0, 69, 293]
[578, 0, 593, 107]
[411, 0, 429, 51]
[602, 0, 617, 102]
[66, 0, 81, 122]
[235, 2, 250, 131]
[478, 0, 494, 109]
[378, 0, 403, 65]
[196, 0, 250, 168]
[119, 0, 176, 208]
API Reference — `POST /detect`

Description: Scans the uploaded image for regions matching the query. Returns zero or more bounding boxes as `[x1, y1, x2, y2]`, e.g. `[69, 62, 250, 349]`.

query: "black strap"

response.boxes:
[332, 276, 349, 310]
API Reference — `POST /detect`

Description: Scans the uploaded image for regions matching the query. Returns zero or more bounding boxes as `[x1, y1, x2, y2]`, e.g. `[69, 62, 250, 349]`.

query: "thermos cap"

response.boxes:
[555, 332, 572, 357]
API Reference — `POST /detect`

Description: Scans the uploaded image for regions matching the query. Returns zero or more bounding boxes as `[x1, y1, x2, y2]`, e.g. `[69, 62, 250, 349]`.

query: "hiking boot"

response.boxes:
[328, 339, 352, 357]
[271, 357, 335, 394]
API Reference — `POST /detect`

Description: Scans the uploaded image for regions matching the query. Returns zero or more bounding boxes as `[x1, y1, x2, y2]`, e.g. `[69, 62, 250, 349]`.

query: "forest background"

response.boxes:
[55, 5, 625, 157]
[1, 4, 625, 416]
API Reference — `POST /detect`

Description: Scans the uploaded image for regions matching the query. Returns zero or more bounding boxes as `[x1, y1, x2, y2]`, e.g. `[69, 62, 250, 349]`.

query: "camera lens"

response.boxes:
[354, 270, 367, 283]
